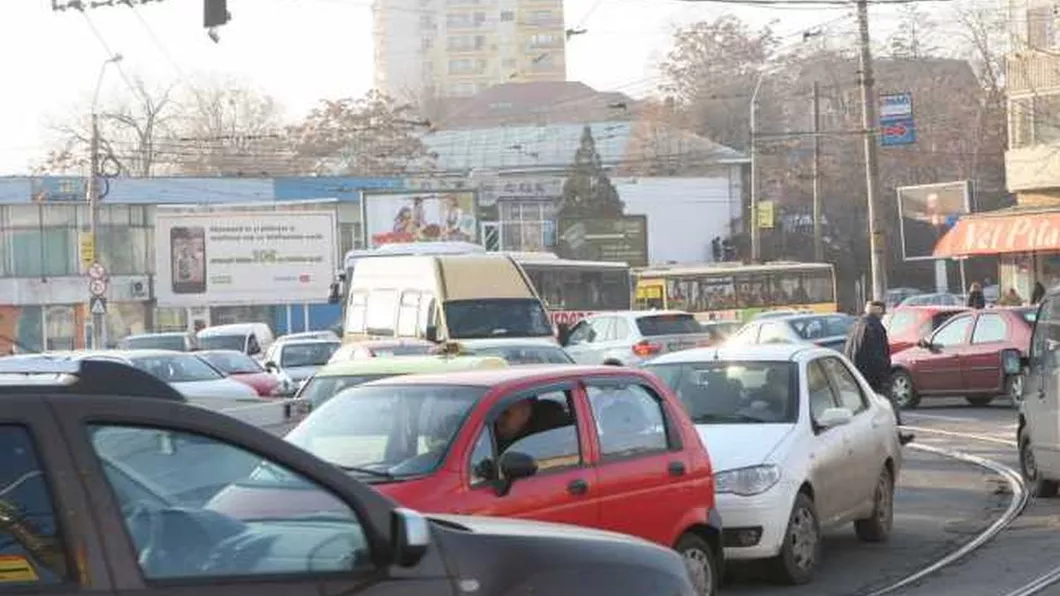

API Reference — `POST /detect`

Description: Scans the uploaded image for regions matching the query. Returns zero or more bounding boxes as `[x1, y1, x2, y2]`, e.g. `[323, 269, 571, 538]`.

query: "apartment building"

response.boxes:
[372, 0, 567, 99]
[1006, 0, 1060, 204]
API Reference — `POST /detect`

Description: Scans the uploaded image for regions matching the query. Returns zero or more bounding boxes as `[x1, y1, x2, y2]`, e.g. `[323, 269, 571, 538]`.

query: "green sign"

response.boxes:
[556, 215, 648, 267]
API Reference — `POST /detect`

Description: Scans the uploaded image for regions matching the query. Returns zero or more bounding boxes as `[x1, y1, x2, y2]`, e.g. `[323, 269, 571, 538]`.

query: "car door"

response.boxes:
[1027, 301, 1060, 475]
[458, 384, 601, 528]
[818, 356, 882, 511]
[0, 397, 111, 594]
[582, 378, 694, 546]
[963, 312, 1008, 393]
[49, 396, 452, 596]
[804, 358, 853, 526]
[915, 314, 973, 393]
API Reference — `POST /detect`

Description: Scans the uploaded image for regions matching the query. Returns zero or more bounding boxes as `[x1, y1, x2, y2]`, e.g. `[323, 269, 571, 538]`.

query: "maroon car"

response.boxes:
[195, 350, 282, 397]
[883, 306, 968, 354]
[888, 307, 1036, 408]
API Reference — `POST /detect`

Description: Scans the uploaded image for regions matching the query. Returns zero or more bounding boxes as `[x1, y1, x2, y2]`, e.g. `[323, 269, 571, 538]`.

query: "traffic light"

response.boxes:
[204, 0, 230, 28]
[711, 237, 721, 262]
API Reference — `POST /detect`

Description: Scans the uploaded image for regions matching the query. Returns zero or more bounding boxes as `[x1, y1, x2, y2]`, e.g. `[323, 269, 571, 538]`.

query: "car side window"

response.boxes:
[567, 321, 594, 345]
[493, 390, 580, 473]
[728, 324, 759, 346]
[0, 425, 69, 586]
[589, 317, 613, 342]
[819, 357, 868, 414]
[468, 427, 495, 486]
[611, 318, 632, 341]
[807, 360, 839, 423]
[758, 322, 788, 344]
[971, 314, 1007, 344]
[345, 291, 367, 334]
[586, 384, 669, 457]
[397, 291, 421, 337]
[87, 425, 373, 581]
[365, 289, 397, 337]
[886, 311, 918, 337]
[931, 315, 973, 347]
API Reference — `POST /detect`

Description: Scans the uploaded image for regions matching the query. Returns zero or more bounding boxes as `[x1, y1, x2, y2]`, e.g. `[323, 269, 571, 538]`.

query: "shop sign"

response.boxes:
[935, 212, 1060, 257]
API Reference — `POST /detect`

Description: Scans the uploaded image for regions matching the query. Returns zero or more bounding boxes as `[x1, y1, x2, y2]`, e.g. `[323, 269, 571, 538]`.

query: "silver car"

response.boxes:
[561, 311, 717, 366]
[263, 339, 342, 388]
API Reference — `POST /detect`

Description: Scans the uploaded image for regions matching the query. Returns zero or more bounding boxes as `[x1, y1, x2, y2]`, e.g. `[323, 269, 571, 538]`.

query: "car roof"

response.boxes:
[892, 305, 967, 312]
[316, 355, 509, 377]
[361, 364, 638, 388]
[275, 338, 342, 346]
[75, 349, 186, 360]
[195, 349, 251, 357]
[648, 343, 824, 365]
[0, 358, 185, 400]
[593, 310, 690, 319]
[772, 313, 852, 322]
[198, 323, 266, 336]
[124, 332, 188, 339]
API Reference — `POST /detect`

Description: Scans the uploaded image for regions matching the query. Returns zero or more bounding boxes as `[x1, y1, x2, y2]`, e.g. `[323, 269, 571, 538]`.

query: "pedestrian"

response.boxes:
[966, 282, 986, 310]
[997, 287, 1023, 306]
[1032, 281, 1046, 305]
[843, 300, 914, 446]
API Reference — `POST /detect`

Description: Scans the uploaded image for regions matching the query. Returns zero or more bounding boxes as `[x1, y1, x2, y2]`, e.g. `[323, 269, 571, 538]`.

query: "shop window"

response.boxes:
[40, 205, 77, 226]
[97, 226, 149, 275]
[44, 306, 76, 351]
[6, 205, 41, 227]
[10, 229, 76, 277]
[105, 302, 149, 348]
[154, 307, 188, 333]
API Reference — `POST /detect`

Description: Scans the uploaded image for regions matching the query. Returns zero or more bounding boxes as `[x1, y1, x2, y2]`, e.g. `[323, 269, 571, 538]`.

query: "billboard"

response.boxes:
[362, 190, 478, 248]
[556, 216, 649, 267]
[897, 181, 972, 261]
[154, 209, 337, 306]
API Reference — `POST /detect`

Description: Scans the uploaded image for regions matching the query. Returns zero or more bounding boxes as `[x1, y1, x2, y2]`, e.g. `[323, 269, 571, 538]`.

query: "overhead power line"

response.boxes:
[51, 0, 166, 10]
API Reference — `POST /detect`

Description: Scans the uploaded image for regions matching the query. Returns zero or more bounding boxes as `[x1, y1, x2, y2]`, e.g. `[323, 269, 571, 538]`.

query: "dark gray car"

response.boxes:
[0, 358, 697, 596]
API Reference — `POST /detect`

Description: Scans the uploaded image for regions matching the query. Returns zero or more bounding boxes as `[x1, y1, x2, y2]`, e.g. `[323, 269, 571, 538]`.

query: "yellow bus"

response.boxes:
[634, 261, 838, 322]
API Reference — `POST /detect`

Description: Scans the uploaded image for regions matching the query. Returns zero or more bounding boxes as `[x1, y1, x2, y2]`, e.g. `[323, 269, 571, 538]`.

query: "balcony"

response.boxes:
[1007, 52, 1060, 94]
[1006, 144, 1060, 192]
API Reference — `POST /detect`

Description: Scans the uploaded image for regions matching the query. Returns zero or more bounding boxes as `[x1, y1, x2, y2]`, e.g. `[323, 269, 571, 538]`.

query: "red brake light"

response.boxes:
[633, 340, 662, 357]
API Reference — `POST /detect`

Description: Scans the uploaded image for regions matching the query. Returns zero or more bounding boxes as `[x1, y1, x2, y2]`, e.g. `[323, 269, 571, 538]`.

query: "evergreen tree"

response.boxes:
[557, 126, 625, 219]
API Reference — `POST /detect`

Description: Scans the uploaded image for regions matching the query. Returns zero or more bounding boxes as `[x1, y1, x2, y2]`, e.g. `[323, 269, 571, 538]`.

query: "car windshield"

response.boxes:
[443, 299, 553, 339]
[281, 342, 340, 367]
[199, 352, 264, 375]
[285, 384, 485, 478]
[297, 373, 398, 408]
[1015, 307, 1038, 325]
[199, 334, 246, 352]
[471, 345, 573, 364]
[789, 316, 854, 340]
[128, 354, 224, 382]
[122, 335, 186, 351]
[636, 314, 703, 336]
[645, 361, 797, 424]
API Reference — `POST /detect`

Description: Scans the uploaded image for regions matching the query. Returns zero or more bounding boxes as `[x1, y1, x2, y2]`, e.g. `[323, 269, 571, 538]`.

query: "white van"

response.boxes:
[343, 253, 555, 347]
[1019, 297, 1060, 496]
[197, 323, 275, 358]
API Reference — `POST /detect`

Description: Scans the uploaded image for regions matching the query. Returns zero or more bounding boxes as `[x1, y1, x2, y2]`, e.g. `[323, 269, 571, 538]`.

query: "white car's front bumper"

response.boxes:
[717, 480, 799, 560]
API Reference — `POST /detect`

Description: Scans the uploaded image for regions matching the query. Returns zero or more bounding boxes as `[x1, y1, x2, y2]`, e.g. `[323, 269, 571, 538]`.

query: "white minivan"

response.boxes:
[197, 323, 275, 359]
[1017, 298, 1060, 495]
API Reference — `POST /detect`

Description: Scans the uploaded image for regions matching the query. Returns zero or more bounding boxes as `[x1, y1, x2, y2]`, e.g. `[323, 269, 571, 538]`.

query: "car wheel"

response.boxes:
[675, 533, 718, 596]
[1020, 428, 1059, 498]
[965, 395, 995, 407]
[854, 466, 894, 542]
[1006, 371, 1025, 409]
[769, 493, 820, 585]
[888, 370, 921, 409]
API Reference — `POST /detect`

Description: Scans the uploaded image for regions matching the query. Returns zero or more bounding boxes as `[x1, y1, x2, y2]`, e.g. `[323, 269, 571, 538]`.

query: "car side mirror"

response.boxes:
[390, 508, 430, 567]
[916, 338, 933, 350]
[425, 326, 439, 343]
[248, 344, 261, 356]
[817, 407, 853, 429]
[557, 323, 571, 346]
[494, 451, 537, 496]
[327, 282, 342, 305]
[264, 361, 278, 372]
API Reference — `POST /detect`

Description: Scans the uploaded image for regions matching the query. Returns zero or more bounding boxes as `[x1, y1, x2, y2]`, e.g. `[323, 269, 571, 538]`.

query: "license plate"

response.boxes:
[667, 341, 694, 352]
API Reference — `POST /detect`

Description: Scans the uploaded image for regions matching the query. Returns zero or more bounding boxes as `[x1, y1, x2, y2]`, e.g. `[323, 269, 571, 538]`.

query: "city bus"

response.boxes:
[508, 253, 633, 327]
[633, 261, 838, 322]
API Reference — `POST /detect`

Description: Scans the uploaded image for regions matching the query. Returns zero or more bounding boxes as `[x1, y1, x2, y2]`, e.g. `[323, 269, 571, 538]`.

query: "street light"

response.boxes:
[85, 52, 123, 350]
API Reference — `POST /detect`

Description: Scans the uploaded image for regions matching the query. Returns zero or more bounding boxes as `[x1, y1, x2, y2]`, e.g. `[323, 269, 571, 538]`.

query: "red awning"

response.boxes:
[933, 210, 1060, 257]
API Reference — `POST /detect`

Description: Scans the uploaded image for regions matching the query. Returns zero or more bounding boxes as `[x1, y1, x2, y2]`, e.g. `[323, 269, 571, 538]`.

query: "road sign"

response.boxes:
[879, 92, 916, 147]
[88, 279, 107, 297]
[87, 262, 107, 280]
[79, 232, 95, 268]
[89, 296, 107, 316]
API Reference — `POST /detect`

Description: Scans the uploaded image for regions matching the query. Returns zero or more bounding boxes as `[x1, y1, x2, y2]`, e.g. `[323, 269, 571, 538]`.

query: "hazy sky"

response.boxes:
[0, 0, 924, 175]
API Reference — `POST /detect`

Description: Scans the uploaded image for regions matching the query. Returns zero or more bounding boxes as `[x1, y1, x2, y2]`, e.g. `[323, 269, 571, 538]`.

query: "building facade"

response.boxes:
[372, 0, 566, 99]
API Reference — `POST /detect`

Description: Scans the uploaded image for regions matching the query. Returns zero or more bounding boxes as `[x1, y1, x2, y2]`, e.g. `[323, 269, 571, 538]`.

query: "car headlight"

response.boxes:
[715, 465, 781, 496]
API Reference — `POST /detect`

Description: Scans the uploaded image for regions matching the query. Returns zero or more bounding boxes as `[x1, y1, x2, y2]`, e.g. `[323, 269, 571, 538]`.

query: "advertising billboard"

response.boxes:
[897, 181, 972, 261]
[154, 209, 337, 306]
[362, 190, 478, 248]
[556, 215, 649, 267]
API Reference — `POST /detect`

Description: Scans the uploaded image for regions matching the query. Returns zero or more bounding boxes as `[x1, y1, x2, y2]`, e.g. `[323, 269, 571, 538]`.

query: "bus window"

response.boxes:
[636, 282, 665, 309]
[734, 274, 769, 308]
[699, 276, 736, 311]
[667, 279, 691, 311]
[802, 270, 835, 303]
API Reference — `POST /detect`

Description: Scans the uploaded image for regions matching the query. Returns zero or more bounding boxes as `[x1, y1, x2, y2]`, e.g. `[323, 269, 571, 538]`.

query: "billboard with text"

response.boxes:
[154, 209, 337, 307]
[897, 181, 972, 261]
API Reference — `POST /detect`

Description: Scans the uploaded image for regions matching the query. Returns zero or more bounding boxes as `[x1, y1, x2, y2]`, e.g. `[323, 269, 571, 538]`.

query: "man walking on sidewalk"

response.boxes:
[844, 300, 914, 446]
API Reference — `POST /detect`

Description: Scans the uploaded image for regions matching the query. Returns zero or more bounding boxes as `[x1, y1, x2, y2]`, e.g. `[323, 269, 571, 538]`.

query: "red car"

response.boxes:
[209, 365, 722, 594]
[889, 307, 1036, 408]
[883, 306, 969, 354]
[195, 350, 282, 397]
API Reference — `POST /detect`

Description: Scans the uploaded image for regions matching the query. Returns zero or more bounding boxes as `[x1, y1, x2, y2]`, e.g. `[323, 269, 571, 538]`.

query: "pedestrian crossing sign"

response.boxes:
[90, 296, 107, 315]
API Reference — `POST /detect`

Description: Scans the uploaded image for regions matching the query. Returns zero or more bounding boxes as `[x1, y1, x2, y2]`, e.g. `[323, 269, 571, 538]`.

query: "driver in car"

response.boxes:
[495, 398, 569, 454]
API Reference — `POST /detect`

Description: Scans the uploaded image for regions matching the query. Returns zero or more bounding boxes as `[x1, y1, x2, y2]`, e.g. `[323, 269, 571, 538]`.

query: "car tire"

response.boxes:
[1020, 428, 1059, 498]
[888, 369, 921, 409]
[1005, 371, 1026, 409]
[965, 395, 995, 407]
[769, 493, 820, 585]
[854, 466, 894, 542]
[675, 533, 719, 596]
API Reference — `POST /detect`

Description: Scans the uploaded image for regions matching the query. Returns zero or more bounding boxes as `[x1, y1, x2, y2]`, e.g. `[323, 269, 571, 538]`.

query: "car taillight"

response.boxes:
[632, 340, 662, 357]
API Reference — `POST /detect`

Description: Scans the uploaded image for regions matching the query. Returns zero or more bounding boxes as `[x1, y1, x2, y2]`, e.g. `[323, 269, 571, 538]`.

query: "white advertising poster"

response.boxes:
[362, 190, 478, 248]
[154, 210, 337, 306]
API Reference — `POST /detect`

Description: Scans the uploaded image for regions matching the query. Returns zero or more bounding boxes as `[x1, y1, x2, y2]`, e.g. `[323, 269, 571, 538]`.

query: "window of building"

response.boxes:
[529, 33, 556, 48]
[446, 12, 471, 27]
[502, 58, 517, 68]
[1027, 5, 1056, 49]
[529, 53, 555, 71]
[500, 10, 514, 21]
[421, 37, 433, 50]
[448, 58, 485, 74]
[498, 201, 554, 251]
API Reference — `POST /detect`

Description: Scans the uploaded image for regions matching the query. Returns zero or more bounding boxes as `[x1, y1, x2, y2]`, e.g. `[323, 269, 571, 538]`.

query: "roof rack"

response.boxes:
[0, 358, 185, 401]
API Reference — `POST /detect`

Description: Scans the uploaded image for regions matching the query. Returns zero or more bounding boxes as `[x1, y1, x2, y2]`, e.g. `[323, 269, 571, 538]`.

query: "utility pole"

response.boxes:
[856, 0, 887, 302]
[86, 114, 103, 350]
[812, 81, 823, 262]
[749, 75, 765, 263]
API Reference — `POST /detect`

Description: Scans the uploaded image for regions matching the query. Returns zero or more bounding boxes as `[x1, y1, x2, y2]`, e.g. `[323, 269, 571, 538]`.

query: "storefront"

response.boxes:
[933, 207, 1060, 301]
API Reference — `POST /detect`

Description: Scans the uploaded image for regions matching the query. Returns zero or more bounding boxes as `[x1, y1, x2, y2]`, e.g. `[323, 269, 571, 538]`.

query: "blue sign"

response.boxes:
[879, 92, 916, 147]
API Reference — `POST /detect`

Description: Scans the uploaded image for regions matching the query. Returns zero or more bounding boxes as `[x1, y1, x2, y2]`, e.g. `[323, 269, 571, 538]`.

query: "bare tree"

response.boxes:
[36, 77, 177, 177]
[168, 79, 289, 176]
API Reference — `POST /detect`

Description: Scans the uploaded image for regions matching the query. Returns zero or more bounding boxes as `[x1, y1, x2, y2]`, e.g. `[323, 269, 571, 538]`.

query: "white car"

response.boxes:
[73, 350, 259, 403]
[643, 343, 902, 585]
